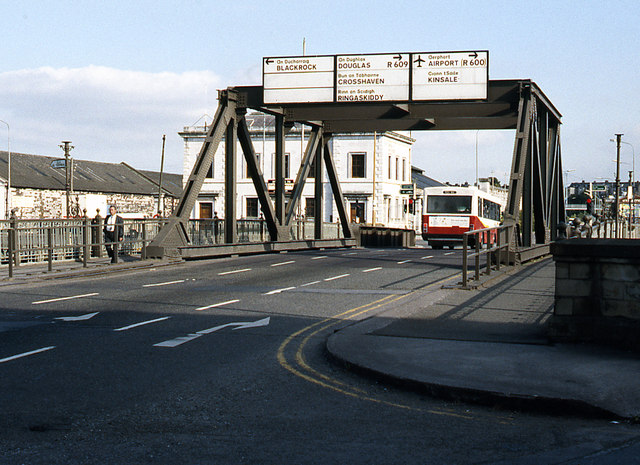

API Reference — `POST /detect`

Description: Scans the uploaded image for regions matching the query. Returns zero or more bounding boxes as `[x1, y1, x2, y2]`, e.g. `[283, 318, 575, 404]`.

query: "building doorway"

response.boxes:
[199, 202, 213, 219]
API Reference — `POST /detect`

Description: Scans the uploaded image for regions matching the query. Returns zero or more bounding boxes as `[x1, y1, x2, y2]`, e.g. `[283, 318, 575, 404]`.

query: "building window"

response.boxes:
[206, 161, 213, 179]
[388, 156, 392, 179]
[271, 153, 290, 178]
[402, 159, 406, 182]
[243, 153, 261, 179]
[395, 158, 399, 181]
[305, 197, 315, 218]
[350, 152, 366, 178]
[246, 197, 259, 218]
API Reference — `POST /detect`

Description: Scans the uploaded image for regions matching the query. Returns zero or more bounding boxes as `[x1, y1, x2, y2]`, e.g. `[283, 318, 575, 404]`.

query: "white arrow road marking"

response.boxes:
[54, 312, 100, 322]
[114, 317, 170, 332]
[32, 293, 99, 305]
[142, 280, 186, 287]
[195, 299, 240, 311]
[263, 287, 296, 295]
[154, 317, 270, 348]
[271, 260, 295, 267]
[0, 346, 55, 364]
[363, 267, 382, 273]
[218, 268, 251, 276]
[324, 274, 350, 281]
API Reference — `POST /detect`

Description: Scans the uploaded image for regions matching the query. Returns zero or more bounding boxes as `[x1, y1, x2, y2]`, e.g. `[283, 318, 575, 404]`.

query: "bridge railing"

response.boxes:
[0, 216, 344, 277]
[461, 224, 514, 288]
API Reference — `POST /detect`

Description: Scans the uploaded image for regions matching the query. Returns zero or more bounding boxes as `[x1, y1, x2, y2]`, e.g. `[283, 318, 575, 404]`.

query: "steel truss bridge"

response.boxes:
[148, 79, 564, 261]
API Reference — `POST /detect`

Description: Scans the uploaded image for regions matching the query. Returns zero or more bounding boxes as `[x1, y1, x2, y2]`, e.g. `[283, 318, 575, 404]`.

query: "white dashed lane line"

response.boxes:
[271, 260, 295, 267]
[421, 255, 434, 260]
[0, 346, 56, 364]
[311, 256, 327, 260]
[263, 287, 296, 295]
[195, 299, 240, 311]
[444, 252, 456, 256]
[142, 280, 186, 288]
[324, 274, 350, 281]
[362, 267, 382, 273]
[397, 259, 411, 264]
[32, 293, 99, 305]
[114, 317, 171, 332]
[218, 268, 251, 276]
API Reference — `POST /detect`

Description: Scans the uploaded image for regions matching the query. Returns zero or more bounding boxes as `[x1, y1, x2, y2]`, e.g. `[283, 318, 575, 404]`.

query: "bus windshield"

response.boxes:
[427, 195, 472, 214]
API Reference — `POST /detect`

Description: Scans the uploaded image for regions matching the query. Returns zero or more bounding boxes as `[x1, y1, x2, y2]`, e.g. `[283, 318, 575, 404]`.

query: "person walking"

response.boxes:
[103, 205, 124, 263]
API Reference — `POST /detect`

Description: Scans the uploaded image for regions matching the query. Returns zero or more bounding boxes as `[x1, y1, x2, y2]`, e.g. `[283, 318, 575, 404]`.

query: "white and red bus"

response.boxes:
[421, 186, 505, 249]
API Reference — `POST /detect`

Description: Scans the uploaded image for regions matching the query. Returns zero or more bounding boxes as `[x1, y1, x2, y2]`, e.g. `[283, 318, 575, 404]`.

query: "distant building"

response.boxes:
[180, 113, 429, 229]
[0, 151, 182, 219]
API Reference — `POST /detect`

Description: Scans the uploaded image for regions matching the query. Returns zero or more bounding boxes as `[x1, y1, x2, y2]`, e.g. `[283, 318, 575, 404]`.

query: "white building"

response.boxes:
[179, 113, 417, 228]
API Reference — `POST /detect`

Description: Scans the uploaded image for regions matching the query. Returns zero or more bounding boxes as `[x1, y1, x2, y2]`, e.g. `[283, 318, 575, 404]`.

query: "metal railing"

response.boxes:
[0, 216, 345, 277]
[462, 224, 513, 288]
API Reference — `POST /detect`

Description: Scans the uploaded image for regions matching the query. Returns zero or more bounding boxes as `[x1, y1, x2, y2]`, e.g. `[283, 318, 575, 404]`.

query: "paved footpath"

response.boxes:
[328, 258, 640, 419]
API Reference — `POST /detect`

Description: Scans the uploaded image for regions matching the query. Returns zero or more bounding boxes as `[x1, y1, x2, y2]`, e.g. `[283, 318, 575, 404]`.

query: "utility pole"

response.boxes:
[158, 135, 166, 216]
[615, 134, 622, 238]
[60, 141, 74, 217]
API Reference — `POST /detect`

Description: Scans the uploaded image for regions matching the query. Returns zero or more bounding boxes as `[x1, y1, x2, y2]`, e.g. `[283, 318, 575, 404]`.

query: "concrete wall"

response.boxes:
[550, 239, 640, 350]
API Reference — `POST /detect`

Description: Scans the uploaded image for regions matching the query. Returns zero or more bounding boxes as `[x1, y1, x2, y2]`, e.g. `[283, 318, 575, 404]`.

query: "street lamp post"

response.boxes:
[0, 120, 10, 219]
[475, 129, 479, 186]
[614, 134, 623, 238]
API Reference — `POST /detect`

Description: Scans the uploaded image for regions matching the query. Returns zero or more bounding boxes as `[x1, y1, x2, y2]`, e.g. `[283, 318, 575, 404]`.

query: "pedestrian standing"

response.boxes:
[103, 205, 124, 263]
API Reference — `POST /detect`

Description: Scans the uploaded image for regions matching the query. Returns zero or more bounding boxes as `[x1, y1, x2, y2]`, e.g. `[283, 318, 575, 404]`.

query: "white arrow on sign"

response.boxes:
[154, 317, 271, 348]
[54, 312, 100, 322]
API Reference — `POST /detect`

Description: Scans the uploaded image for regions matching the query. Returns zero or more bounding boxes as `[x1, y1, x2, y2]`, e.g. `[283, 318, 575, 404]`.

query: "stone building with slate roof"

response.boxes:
[0, 151, 182, 219]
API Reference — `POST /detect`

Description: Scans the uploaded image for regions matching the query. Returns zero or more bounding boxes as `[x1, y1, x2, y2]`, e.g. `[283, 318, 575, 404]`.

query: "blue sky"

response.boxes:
[1, 0, 639, 185]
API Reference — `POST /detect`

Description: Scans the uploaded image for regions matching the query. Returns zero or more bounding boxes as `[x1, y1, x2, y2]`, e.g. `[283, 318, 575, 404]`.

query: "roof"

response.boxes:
[411, 166, 444, 189]
[0, 151, 182, 197]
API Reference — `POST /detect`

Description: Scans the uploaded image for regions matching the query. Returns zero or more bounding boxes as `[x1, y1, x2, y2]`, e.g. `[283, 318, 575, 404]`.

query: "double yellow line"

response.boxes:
[276, 272, 471, 417]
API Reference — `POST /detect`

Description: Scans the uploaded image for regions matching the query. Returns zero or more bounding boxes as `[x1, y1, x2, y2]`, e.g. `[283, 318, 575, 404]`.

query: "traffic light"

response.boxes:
[408, 198, 414, 214]
[586, 197, 592, 214]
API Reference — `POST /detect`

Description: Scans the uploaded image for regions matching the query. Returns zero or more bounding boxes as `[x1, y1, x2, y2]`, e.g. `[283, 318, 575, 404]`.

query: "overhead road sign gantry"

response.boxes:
[412, 51, 488, 101]
[263, 55, 334, 104]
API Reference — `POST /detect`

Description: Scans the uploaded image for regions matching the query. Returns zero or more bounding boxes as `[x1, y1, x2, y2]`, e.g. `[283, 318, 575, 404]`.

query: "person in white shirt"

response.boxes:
[103, 205, 124, 263]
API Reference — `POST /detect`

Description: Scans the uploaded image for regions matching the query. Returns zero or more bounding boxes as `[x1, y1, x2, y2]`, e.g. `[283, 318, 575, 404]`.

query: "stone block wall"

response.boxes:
[550, 239, 640, 351]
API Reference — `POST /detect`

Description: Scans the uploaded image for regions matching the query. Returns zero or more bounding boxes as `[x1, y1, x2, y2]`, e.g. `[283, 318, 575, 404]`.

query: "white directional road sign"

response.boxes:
[336, 53, 409, 102]
[412, 51, 488, 101]
[263, 56, 334, 104]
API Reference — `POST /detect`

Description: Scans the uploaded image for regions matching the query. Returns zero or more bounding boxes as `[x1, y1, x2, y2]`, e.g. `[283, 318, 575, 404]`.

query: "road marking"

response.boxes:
[324, 274, 350, 281]
[114, 317, 170, 332]
[300, 280, 321, 287]
[218, 268, 251, 276]
[155, 317, 270, 348]
[195, 299, 240, 311]
[0, 346, 55, 364]
[271, 260, 295, 267]
[32, 293, 99, 305]
[444, 252, 456, 256]
[362, 267, 382, 273]
[311, 256, 327, 260]
[421, 255, 434, 259]
[54, 312, 100, 322]
[397, 259, 411, 264]
[142, 280, 186, 288]
[277, 272, 468, 417]
[264, 286, 296, 295]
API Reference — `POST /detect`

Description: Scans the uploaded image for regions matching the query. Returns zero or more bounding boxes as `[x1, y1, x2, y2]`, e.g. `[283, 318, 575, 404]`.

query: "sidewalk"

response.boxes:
[0, 254, 181, 284]
[327, 258, 640, 419]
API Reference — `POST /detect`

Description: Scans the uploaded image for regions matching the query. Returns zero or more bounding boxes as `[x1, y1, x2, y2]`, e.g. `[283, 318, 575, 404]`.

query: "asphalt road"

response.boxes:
[1, 245, 639, 464]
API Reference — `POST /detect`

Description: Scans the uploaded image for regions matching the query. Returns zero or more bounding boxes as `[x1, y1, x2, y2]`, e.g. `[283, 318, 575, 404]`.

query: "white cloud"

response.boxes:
[0, 66, 225, 174]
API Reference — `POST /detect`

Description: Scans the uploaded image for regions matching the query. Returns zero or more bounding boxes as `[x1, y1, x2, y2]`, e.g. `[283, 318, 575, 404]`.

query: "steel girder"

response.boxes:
[503, 82, 565, 251]
[148, 79, 563, 258]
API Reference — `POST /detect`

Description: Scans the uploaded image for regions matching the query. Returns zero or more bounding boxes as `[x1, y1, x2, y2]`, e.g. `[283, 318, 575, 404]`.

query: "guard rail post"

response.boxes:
[141, 222, 147, 260]
[47, 226, 53, 272]
[474, 232, 480, 282]
[462, 233, 468, 287]
[82, 211, 89, 267]
[486, 231, 492, 277]
[10, 213, 19, 267]
[7, 225, 14, 278]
